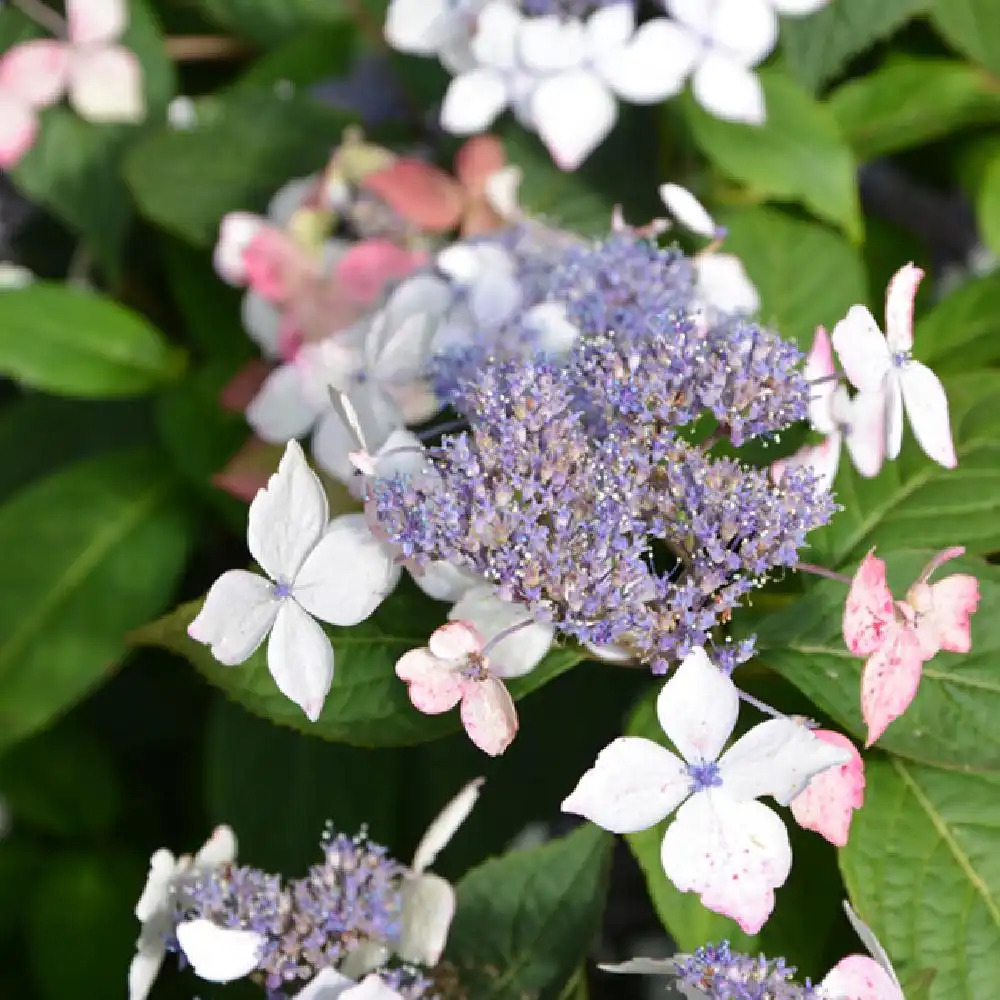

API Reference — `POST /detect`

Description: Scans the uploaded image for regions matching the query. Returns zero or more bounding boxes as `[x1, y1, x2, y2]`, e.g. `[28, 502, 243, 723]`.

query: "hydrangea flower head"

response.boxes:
[374, 235, 833, 671]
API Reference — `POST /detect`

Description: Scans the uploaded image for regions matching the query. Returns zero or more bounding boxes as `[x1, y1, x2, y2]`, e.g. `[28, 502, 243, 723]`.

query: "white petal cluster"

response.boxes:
[384, 0, 833, 168]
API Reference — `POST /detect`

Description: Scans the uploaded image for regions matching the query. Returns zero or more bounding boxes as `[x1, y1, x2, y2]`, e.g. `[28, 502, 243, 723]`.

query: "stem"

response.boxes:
[10, 0, 64, 35]
[416, 418, 469, 442]
[481, 618, 534, 658]
[795, 562, 852, 586]
[737, 688, 788, 720]
[164, 36, 252, 62]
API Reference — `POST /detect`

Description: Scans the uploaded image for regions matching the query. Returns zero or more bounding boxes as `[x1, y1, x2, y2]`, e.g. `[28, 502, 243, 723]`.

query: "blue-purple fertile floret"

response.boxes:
[176, 829, 420, 996]
[375, 234, 832, 672]
[675, 941, 821, 999]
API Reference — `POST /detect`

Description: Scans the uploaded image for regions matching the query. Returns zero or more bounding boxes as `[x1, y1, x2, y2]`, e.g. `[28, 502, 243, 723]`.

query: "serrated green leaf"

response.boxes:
[915, 271, 1000, 373]
[840, 757, 1000, 1000]
[749, 551, 1000, 769]
[829, 57, 1000, 159]
[0, 451, 193, 754]
[809, 373, 1000, 565]
[623, 687, 844, 979]
[195, 0, 349, 45]
[780, 0, 929, 91]
[931, 0, 1000, 75]
[130, 583, 584, 746]
[125, 91, 355, 245]
[205, 697, 402, 872]
[446, 825, 611, 1000]
[718, 205, 866, 348]
[0, 284, 185, 398]
[683, 70, 861, 239]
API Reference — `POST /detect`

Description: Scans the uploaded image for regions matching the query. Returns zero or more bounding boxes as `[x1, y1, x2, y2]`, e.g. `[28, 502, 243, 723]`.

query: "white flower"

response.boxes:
[398, 778, 482, 964]
[296, 969, 407, 1000]
[771, 326, 885, 490]
[561, 648, 850, 933]
[129, 826, 237, 1000]
[658, 0, 777, 124]
[188, 440, 399, 721]
[175, 919, 265, 984]
[831, 262, 956, 469]
[658, 183, 759, 315]
[384, 0, 487, 72]
[442, 3, 690, 170]
[448, 586, 554, 678]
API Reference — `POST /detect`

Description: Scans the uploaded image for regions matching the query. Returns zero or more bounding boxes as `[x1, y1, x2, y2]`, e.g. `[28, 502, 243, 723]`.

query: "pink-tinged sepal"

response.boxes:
[789, 730, 865, 847]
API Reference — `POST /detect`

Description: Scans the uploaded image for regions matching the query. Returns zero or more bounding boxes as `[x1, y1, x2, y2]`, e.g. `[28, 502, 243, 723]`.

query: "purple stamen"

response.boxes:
[687, 760, 723, 793]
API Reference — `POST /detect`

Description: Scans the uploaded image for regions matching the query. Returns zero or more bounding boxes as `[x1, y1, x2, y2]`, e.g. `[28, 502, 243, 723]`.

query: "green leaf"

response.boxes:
[446, 825, 611, 1000]
[623, 687, 844, 979]
[931, 0, 1000, 75]
[829, 57, 1000, 159]
[237, 24, 357, 90]
[8, 0, 175, 276]
[0, 450, 193, 755]
[154, 363, 252, 531]
[499, 126, 618, 237]
[915, 271, 1000, 373]
[0, 284, 185, 398]
[840, 756, 1000, 999]
[0, 395, 154, 502]
[0, 723, 121, 839]
[195, 0, 349, 44]
[130, 582, 584, 746]
[975, 151, 1000, 260]
[810, 373, 1000, 565]
[750, 551, 1000, 769]
[27, 852, 146, 1000]
[683, 70, 861, 239]
[780, 0, 929, 92]
[126, 90, 355, 246]
[205, 697, 402, 872]
[159, 236, 256, 364]
[718, 205, 866, 348]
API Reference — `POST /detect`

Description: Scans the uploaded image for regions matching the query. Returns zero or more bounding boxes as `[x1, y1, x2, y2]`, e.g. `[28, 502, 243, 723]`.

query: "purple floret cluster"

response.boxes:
[373, 234, 834, 672]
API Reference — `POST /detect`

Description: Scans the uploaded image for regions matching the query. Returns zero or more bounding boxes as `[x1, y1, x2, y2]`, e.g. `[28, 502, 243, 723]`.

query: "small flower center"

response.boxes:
[892, 349, 911, 368]
[272, 581, 294, 599]
[687, 760, 723, 793]
[457, 651, 490, 682]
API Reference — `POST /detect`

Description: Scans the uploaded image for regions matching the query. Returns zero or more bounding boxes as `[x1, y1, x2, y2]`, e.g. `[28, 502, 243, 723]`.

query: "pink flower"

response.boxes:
[395, 621, 518, 756]
[789, 729, 865, 847]
[844, 548, 980, 745]
[0, 0, 144, 165]
[820, 956, 904, 1000]
[360, 136, 516, 236]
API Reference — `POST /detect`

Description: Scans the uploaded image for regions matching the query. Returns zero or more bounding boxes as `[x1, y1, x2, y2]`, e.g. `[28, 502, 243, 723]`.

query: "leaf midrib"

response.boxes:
[893, 758, 1000, 930]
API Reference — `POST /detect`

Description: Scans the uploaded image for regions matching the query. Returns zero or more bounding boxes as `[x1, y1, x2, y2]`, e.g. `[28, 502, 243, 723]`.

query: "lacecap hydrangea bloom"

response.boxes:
[170, 781, 482, 997]
[371, 232, 835, 673]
